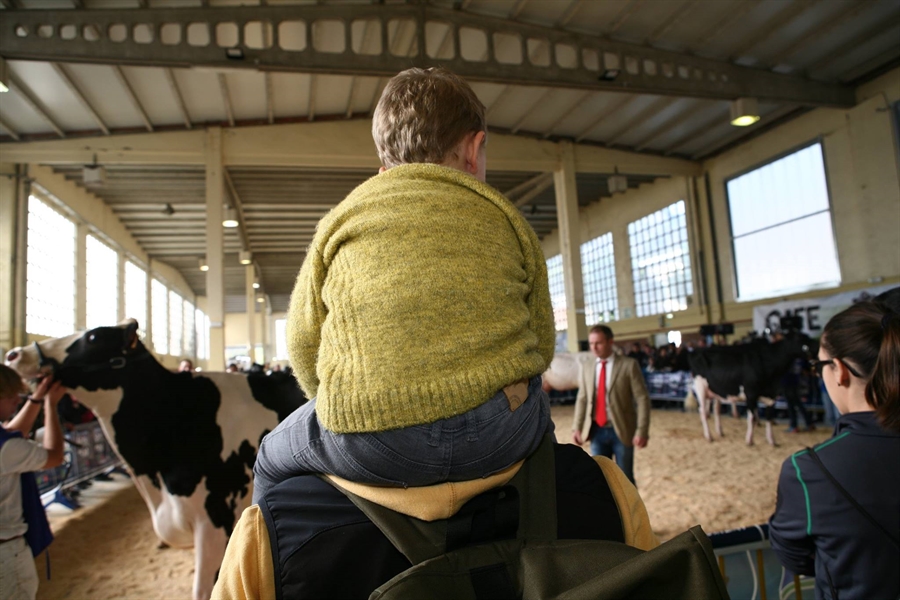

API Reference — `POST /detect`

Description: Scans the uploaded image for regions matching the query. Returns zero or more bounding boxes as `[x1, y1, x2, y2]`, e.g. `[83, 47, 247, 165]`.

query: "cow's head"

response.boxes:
[5, 319, 143, 393]
[782, 330, 818, 360]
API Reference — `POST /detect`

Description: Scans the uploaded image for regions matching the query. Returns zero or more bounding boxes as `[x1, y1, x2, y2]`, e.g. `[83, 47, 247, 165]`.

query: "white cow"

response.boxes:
[5, 321, 305, 600]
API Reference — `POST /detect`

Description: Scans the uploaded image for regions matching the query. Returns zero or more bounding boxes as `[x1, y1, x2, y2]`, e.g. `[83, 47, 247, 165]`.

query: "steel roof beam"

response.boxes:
[0, 4, 855, 106]
[218, 74, 235, 127]
[0, 116, 21, 141]
[224, 168, 252, 252]
[803, 12, 900, 75]
[7, 74, 66, 137]
[164, 68, 192, 129]
[633, 99, 710, 152]
[761, 0, 877, 70]
[51, 63, 109, 135]
[112, 66, 154, 132]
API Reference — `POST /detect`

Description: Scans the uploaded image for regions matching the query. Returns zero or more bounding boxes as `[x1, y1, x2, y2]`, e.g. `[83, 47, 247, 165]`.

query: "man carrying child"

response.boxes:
[213, 67, 660, 599]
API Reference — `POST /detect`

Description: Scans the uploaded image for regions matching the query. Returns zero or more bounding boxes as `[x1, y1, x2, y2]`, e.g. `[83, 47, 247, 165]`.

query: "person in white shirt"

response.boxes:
[571, 325, 651, 484]
[0, 365, 65, 600]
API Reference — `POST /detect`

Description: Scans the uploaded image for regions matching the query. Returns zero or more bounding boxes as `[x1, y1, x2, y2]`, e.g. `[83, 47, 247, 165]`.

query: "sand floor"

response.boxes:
[34, 405, 830, 599]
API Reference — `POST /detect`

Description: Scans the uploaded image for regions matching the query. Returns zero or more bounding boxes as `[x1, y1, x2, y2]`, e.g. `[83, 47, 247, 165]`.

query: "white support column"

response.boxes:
[0, 165, 18, 351]
[553, 141, 588, 352]
[205, 127, 226, 371]
[75, 223, 88, 331]
[261, 303, 269, 365]
[13, 167, 28, 348]
[245, 263, 255, 362]
[117, 251, 126, 323]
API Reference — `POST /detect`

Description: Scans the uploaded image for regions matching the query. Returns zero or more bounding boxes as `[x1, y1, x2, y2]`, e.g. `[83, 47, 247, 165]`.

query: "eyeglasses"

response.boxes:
[810, 358, 862, 378]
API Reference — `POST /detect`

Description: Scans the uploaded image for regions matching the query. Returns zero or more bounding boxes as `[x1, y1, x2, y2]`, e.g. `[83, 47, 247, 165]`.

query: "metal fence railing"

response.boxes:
[34, 421, 122, 509]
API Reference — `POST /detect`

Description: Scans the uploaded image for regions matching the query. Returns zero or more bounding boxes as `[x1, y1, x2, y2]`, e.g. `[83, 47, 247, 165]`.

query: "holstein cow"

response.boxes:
[5, 320, 306, 600]
[688, 334, 814, 446]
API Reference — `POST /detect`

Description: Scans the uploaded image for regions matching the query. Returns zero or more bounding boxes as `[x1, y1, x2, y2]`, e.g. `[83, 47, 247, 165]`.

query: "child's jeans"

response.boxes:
[252, 375, 554, 503]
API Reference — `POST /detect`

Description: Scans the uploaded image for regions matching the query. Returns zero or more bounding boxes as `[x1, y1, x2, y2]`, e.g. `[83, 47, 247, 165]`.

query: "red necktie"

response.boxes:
[595, 360, 607, 427]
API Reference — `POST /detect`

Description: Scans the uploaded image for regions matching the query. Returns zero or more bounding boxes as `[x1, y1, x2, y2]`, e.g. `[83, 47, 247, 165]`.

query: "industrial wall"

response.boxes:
[541, 66, 900, 343]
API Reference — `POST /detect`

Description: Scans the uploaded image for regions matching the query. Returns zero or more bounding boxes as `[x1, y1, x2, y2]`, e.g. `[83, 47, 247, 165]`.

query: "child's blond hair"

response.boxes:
[372, 67, 486, 169]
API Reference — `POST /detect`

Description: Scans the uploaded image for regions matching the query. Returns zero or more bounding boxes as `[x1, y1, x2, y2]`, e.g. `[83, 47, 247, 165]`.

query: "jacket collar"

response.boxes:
[834, 411, 898, 437]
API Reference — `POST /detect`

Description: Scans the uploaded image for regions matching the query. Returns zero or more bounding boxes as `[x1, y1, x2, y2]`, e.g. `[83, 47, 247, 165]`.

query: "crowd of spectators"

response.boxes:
[625, 340, 703, 373]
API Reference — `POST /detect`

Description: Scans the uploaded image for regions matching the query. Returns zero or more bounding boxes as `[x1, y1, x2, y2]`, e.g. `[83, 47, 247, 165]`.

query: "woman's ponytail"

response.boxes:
[869, 311, 900, 433]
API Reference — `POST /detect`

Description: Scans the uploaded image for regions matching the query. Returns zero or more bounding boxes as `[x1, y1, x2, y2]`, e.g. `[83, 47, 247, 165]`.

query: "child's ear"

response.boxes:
[464, 131, 485, 175]
[378, 166, 387, 173]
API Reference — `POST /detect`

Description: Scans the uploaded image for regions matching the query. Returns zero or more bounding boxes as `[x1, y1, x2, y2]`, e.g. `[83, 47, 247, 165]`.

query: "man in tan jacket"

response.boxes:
[572, 325, 651, 484]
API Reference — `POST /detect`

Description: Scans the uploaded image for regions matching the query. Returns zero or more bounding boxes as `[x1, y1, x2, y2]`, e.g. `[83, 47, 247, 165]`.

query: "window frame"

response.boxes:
[627, 200, 694, 318]
[25, 194, 77, 338]
[579, 232, 618, 324]
[545, 254, 567, 332]
[85, 233, 120, 331]
[124, 259, 148, 338]
[723, 138, 841, 301]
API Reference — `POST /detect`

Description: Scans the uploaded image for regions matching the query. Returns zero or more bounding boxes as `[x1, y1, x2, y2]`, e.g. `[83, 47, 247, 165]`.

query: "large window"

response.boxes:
[26, 196, 76, 337]
[726, 142, 840, 300]
[275, 318, 287, 360]
[546, 255, 567, 331]
[169, 291, 183, 357]
[124, 261, 147, 337]
[196, 308, 209, 361]
[183, 300, 195, 358]
[85, 234, 118, 331]
[151, 279, 168, 355]
[628, 200, 693, 318]
[580, 233, 618, 324]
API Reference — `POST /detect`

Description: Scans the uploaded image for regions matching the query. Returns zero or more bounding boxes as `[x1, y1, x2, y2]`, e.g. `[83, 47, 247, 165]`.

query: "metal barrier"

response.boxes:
[34, 421, 123, 509]
[709, 524, 813, 600]
[645, 370, 693, 402]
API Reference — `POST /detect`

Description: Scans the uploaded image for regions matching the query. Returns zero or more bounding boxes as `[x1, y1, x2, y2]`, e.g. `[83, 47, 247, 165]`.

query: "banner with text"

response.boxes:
[752, 284, 896, 337]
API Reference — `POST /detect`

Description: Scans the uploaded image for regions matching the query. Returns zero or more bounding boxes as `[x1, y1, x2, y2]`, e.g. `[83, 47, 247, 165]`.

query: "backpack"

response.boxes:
[0, 427, 54, 557]
[331, 436, 730, 600]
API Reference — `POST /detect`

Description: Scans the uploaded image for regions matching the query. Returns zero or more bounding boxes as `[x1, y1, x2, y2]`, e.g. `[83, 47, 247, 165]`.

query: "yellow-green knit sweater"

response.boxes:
[287, 163, 555, 433]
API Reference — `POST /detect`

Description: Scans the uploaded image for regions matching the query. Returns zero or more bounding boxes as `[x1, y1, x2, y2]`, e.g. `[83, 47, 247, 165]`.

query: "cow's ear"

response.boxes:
[124, 321, 139, 350]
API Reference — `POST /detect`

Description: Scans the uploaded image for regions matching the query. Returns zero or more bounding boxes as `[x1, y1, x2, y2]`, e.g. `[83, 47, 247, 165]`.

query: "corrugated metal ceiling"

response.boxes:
[1, 0, 898, 305]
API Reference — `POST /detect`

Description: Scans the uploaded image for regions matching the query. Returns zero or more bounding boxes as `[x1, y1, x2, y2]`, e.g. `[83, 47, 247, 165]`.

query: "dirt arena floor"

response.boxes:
[35, 405, 830, 599]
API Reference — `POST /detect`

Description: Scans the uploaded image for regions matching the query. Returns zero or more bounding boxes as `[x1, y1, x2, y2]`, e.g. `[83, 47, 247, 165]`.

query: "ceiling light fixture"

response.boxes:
[223, 207, 239, 228]
[599, 68, 620, 82]
[252, 282, 260, 289]
[239, 250, 252, 265]
[730, 97, 760, 127]
[199, 257, 209, 272]
[256, 296, 265, 303]
[607, 167, 628, 195]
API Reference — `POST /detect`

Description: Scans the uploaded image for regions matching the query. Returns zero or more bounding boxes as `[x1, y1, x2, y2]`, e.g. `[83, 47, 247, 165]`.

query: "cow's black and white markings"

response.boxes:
[5, 320, 306, 600]
[688, 334, 814, 446]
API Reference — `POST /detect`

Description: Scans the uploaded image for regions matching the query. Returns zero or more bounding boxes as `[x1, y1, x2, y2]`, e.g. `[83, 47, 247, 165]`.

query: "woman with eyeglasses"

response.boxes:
[769, 299, 899, 600]
[0, 365, 65, 600]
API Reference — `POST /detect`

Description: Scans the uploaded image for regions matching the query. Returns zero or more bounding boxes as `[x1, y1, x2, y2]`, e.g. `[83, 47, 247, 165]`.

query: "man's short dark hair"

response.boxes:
[589, 324, 614, 339]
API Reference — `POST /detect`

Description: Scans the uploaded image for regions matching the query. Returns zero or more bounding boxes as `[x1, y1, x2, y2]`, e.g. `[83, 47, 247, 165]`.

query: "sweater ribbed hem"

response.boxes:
[316, 354, 547, 433]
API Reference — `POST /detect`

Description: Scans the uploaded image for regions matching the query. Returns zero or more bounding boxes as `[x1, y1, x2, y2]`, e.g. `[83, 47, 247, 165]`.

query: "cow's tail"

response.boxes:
[684, 389, 699, 411]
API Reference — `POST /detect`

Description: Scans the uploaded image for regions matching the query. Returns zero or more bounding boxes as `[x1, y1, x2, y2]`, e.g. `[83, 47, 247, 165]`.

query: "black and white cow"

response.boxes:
[688, 333, 814, 446]
[5, 320, 306, 600]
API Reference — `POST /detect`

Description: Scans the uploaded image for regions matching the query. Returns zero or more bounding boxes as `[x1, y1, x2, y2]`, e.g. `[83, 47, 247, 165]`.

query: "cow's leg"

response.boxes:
[745, 396, 760, 446]
[693, 377, 713, 442]
[192, 520, 228, 600]
[761, 396, 777, 447]
[713, 395, 724, 438]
